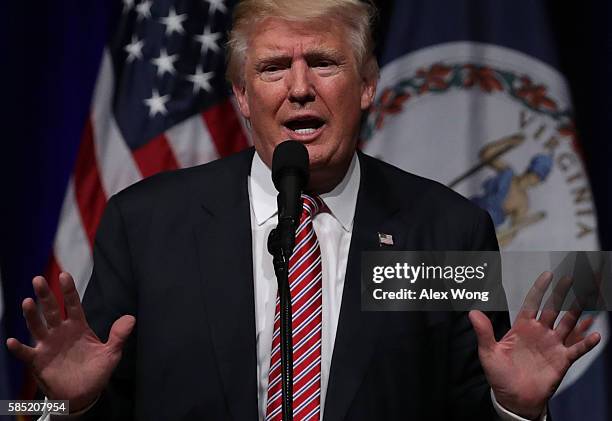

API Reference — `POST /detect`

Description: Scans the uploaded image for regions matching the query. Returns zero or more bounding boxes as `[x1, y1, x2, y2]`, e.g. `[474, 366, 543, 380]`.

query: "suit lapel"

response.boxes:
[324, 153, 404, 421]
[194, 149, 259, 421]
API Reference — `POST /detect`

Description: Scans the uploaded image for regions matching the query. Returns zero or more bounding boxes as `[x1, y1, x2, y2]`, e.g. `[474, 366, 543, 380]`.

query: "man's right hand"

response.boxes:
[5, 272, 135, 412]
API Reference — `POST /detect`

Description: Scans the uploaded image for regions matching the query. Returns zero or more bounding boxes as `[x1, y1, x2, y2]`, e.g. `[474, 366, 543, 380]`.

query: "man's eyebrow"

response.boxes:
[253, 47, 346, 65]
[254, 52, 292, 64]
[303, 49, 345, 62]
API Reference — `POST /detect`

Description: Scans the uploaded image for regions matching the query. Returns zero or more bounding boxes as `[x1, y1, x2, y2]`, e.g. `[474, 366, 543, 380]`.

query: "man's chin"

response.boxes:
[306, 152, 330, 171]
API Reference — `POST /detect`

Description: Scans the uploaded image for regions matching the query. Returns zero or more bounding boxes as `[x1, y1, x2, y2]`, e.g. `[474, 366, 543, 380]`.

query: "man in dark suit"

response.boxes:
[7, 0, 600, 420]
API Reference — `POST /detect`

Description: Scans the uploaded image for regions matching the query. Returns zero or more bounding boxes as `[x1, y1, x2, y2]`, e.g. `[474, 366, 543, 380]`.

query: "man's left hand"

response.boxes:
[469, 271, 601, 420]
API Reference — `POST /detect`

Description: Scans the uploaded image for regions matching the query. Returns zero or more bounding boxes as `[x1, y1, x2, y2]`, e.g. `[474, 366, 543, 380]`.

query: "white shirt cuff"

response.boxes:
[491, 389, 547, 421]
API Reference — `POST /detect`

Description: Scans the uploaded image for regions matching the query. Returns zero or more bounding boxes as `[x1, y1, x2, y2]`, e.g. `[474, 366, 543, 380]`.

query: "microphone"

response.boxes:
[268, 140, 309, 421]
[271, 140, 309, 256]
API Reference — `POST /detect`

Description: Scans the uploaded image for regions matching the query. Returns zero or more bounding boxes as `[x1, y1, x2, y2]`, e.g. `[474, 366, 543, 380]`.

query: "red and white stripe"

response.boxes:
[266, 195, 324, 421]
[46, 48, 248, 309]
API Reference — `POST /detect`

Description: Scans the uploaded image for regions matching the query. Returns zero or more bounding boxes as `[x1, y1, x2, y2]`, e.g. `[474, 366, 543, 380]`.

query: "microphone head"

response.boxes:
[271, 140, 309, 191]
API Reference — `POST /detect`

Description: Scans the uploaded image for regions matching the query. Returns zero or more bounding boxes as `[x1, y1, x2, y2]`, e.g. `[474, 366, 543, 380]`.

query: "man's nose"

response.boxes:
[287, 61, 315, 105]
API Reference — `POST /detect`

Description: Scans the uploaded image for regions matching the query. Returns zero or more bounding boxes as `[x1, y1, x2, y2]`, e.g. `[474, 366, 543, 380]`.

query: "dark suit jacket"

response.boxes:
[80, 148, 510, 420]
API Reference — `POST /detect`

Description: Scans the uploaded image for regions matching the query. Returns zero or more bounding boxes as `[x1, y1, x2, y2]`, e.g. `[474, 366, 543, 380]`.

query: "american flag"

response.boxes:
[377, 232, 394, 246]
[45, 0, 249, 304]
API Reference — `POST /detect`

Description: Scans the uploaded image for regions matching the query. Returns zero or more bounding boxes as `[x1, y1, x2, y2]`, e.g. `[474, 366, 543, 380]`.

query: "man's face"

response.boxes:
[233, 17, 377, 192]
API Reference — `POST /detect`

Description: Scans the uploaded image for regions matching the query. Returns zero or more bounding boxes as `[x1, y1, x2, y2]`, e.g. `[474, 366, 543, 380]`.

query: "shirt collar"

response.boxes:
[249, 150, 360, 232]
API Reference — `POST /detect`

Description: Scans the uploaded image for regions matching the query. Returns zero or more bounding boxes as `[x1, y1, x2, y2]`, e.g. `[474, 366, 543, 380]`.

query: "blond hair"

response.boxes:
[226, 0, 378, 86]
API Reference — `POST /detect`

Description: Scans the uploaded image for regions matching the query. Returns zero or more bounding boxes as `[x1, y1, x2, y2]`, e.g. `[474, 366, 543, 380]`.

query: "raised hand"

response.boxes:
[5, 273, 135, 412]
[469, 271, 601, 420]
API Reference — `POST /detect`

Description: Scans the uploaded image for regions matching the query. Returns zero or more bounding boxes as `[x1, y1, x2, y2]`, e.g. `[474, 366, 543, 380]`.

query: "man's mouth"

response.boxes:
[282, 117, 326, 138]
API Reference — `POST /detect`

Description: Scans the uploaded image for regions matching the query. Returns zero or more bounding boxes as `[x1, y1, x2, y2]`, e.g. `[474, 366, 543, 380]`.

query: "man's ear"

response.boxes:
[232, 82, 251, 119]
[360, 57, 378, 111]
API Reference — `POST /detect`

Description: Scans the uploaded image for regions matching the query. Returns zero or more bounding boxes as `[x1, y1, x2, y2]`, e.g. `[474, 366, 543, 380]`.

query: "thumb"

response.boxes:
[106, 315, 136, 354]
[468, 310, 496, 352]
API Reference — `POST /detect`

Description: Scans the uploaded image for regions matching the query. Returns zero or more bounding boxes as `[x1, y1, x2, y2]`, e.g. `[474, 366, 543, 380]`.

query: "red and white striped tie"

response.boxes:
[266, 194, 324, 421]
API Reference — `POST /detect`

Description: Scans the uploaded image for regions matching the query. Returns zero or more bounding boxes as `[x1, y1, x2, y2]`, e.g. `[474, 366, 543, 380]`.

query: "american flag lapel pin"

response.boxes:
[378, 232, 394, 246]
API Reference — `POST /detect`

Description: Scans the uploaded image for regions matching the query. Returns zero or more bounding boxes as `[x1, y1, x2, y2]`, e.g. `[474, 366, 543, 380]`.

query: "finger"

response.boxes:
[555, 306, 582, 341]
[6, 338, 35, 364]
[539, 276, 573, 328]
[468, 310, 496, 352]
[562, 316, 594, 347]
[106, 315, 136, 354]
[32, 276, 62, 328]
[517, 271, 553, 321]
[59, 272, 86, 322]
[567, 332, 601, 362]
[576, 316, 594, 333]
[22, 298, 48, 341]
[594, 262, 605, 307]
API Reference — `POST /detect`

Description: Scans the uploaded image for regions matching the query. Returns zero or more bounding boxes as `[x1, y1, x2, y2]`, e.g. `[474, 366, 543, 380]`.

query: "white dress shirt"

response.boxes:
[249, 152, 359, 420]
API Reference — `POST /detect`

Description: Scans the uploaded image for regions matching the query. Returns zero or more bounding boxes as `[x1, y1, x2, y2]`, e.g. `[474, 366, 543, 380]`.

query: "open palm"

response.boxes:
[469, 272, 601, 420]
[6, 273, 135, 412]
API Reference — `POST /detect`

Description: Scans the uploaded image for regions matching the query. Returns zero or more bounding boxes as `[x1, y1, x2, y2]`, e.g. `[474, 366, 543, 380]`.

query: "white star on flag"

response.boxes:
[124, 36, 144, 62]
[151, 48, 178, 77]
[194, 26, 221, 55]
[205, 0, 227, 15]
[136, 0, 152, 20]
[187, 66, 215, 93]
[144, 89, 170, 117]
[160, 7, 187, 36]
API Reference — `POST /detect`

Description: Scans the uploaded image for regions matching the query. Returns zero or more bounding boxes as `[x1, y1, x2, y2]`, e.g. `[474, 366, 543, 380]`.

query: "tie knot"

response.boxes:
[301, 194, 325, 217]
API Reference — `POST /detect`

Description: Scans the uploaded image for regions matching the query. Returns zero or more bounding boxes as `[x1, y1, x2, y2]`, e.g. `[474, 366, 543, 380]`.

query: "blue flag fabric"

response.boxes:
[379, 0, 559, 68]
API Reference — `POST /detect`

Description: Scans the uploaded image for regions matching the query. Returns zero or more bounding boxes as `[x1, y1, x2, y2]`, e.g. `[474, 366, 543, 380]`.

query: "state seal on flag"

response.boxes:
[362, 42, 598, 250]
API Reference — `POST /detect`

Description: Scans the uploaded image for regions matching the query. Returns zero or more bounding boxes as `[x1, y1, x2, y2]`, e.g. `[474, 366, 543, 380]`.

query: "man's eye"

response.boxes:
[314, 61, 333, 68]
[259, 65, 286, 81]
[262, 65, 282, 73]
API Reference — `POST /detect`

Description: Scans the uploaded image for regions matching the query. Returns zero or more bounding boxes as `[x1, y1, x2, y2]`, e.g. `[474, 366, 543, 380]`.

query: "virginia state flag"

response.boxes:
[363, 1, 609, 419]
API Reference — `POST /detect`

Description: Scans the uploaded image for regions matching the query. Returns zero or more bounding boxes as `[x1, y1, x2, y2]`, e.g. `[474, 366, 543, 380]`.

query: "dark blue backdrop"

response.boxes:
[0, 0, 119, 397]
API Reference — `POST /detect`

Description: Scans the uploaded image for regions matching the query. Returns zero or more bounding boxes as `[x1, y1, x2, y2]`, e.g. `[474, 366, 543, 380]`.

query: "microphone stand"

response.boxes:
[268, 204, 301, 421]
